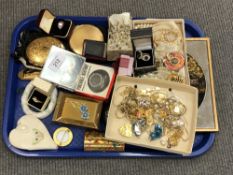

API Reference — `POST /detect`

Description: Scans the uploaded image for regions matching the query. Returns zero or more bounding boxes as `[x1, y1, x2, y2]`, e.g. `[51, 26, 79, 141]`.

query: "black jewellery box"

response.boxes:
[27, 77, 55, 112]
[37, 9, 73, 38]
[28, 88, 50, 111]
[130, 28, 156, 75]
[83, 40, 107, 62]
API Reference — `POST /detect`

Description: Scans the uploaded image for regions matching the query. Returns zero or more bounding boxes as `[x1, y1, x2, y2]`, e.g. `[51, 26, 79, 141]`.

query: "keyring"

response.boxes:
[21, 80, 58, 119]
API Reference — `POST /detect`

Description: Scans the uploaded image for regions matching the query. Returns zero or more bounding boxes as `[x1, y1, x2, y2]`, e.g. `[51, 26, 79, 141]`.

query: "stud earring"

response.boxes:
[58, 21, 64, 30]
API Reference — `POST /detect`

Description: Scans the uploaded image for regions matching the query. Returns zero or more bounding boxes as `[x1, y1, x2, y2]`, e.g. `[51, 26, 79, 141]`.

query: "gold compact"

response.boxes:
[69, 25, 104, 55]
[26, 36, 64, 67]
[84, 130, 125, 152]
[53, 92, 103, 129]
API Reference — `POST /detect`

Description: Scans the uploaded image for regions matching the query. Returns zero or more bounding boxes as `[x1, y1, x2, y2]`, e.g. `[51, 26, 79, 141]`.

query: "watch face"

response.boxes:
[187, 54, 206, 107]
[88, 69, 110, 93]
[26, 36, 64, 67]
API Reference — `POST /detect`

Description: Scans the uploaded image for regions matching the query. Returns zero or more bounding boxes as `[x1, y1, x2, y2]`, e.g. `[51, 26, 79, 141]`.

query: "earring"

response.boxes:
[58, 21, 64, 29]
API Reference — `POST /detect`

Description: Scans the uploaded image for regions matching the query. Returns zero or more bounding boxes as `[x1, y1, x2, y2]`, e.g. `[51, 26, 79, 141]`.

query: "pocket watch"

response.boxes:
[26, 36, 64, 67]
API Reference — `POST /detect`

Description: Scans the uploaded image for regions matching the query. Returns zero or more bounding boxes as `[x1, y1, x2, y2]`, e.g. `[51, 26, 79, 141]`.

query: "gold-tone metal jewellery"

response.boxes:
[153, 28, 182, 45]
[115, 85, 188, 148]
[138, 69, 185, 84]
[134, 21, 183, 47]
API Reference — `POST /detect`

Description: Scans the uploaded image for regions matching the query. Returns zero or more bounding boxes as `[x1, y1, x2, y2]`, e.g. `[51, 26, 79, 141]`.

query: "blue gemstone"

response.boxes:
[81, 112, 89, 120]
[149, 124, 163, 141]
[80, 105, 88, 112]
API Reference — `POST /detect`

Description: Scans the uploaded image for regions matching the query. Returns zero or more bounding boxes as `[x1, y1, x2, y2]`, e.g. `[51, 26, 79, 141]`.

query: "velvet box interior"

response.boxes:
[38, 9, 73, 38]
[131, 27, 156, 74]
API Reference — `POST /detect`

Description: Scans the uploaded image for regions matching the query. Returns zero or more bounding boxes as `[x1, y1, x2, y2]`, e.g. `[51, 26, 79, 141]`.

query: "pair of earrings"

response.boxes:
[80, 105, 89, 120]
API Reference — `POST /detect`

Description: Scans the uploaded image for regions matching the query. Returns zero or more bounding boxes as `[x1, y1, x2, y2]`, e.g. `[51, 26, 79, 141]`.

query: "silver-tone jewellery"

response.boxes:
[137, 51, 151, 61]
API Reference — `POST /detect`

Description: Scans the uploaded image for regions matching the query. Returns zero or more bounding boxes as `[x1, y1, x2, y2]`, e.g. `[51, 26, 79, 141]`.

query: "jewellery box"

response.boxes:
[83, 40, 107, 62]
[107, 13, 133, 61]
[40, 46, 116, 100]
[186, 38, 218, 132]
[84, 130, 125, 151]
[28, 77, 55, 111]
[117, 55, 134, 76]
[53, 92, 103, 129]
[37, 9, 73, 38]
[130, 27, 156, 75]
[133, 19, 190, 84]
[105, 76, 198, 155]
[69, 25, 105, 55]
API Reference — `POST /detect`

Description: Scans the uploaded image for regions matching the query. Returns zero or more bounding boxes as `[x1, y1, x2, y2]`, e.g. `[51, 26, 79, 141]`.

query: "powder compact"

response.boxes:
[69, 24, 104, 55]
[26, 36, 64, 67]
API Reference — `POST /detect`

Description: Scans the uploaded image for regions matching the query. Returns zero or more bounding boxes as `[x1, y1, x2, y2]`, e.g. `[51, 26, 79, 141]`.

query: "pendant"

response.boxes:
[149, 124, 163, 141]
[119, 124, 133, 138]
[132, 118, 147, 136]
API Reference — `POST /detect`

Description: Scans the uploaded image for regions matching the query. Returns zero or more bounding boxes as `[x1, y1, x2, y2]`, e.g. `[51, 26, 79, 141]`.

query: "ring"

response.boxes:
[21, 80, 58, 119]
[142, 54, 151, 61]
[138, 51, 151, 61]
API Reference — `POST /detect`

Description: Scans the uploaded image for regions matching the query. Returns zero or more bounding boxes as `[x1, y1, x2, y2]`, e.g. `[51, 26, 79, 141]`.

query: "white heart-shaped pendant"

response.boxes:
[9, 115, 58, 150]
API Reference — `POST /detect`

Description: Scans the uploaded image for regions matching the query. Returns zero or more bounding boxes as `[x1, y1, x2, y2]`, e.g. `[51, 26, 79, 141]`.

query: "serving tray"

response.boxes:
[2, 16, 215, 157]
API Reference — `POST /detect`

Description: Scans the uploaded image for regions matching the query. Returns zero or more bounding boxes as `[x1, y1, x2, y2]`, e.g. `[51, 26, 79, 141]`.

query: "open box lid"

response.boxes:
[37, 9, 55, 34]
[105, 76, 198, 155]
[131, 28, 153, 50]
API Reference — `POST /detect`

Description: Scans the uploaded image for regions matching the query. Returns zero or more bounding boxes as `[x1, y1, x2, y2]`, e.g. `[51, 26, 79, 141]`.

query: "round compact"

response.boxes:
[53, 127, 73, 147]
[88, 69, 110, 93]
[69, 25, 104, 55]
[26, 36, 64, 67]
